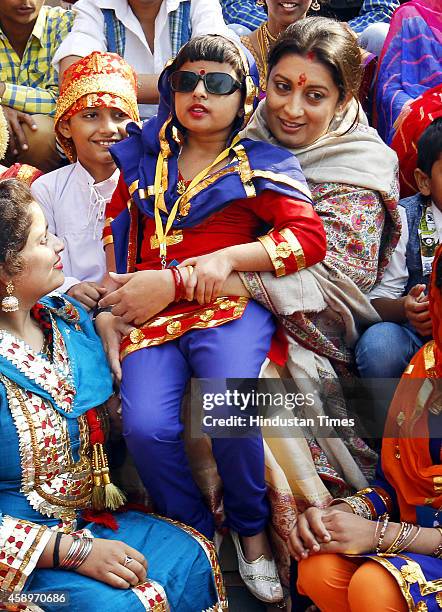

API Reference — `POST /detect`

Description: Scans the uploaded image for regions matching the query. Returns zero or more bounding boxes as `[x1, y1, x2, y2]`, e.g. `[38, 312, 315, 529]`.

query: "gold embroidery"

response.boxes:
[414, 602, 428, 611]
[436, 592, 442, 608]
[150, 229, 183, 249]
[280, 227, 307, 271]
[275, 241, 292, 258]
[166, 321, 182, 335]
[401, 564, 420, 584]
[177, 179, 186, 195]
[200, 310, 215, 322]
[434, 475, 442, 493]
[1, 376, 92, 524]
[257, 234, 286, 277]
[233, 144, 255, 197]
[0, 516, 52, 594]
[16, 164, 39, 186]
[55, 75, 140, 128]
[128, 179, 138, 196]
[120, 297, 248, 359]
[130, 329, 145, 344]
[424, 341, 436, 374]
[404, 364, 415, 374]
[178, 166, 238, 217]
[250, 169, 312, 200]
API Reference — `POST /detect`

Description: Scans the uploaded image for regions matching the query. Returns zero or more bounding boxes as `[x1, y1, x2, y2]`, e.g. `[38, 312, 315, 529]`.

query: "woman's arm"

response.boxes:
[180, 191, 326, 303]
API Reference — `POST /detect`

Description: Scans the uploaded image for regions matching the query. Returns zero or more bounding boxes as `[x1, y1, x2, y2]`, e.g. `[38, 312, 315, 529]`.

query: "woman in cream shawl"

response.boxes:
[234, 17, 401, 583]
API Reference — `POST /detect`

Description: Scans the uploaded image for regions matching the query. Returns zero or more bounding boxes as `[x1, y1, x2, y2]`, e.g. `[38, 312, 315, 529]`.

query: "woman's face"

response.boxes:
[265, 0, 312, 28]
[173, 60, 243, 142]
[266, 53, 342, 148]
[11, 202, 64, 304]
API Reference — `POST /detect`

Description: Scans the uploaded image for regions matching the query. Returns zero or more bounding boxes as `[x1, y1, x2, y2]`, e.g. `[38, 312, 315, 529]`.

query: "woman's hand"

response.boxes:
[95, 312, 134, 383]
[180, 250, 234, 305]
[76, 538, 147, 589]
[318, 511, 377, 556]
[98, 270, 175, 325]
[288, 507, 332, 561]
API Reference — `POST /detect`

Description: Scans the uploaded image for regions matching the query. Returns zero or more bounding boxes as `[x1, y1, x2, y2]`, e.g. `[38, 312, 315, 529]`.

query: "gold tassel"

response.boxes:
[91, 444, 105, 511]
[99, 445, 126, 510]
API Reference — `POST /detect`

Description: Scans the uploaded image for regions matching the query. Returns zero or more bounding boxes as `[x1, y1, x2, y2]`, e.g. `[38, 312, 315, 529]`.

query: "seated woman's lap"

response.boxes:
[119, 301, 274, 536]
[297, 553, 407, 612]
[28, 512, 221, 612]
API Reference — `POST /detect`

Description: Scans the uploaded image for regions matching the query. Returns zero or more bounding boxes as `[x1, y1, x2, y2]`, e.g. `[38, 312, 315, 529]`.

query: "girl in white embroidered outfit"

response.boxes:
[31, 51, 140, 312]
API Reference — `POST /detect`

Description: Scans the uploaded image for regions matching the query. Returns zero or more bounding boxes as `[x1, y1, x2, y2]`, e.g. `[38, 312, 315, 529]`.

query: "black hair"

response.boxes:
[267, 17, 362, 105]
[417, 117, 442, 177]
[171, 35, 246, 84]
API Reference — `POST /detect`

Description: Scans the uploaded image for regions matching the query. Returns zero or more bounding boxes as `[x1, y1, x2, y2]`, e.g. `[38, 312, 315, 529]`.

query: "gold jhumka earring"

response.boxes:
[1, 281, 19, 312]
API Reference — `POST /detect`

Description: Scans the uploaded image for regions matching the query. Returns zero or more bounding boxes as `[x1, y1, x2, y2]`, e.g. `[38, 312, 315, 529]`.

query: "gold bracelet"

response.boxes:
[383, 522, 413, 555]
[396, 525, 421, 554]
[376, 513, 390, 554]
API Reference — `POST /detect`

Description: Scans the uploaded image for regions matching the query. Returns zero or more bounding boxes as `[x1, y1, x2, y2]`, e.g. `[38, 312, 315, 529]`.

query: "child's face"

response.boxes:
[415, 154, 442, 212]
[0, 0, 44, 26]
[59, 107, 131, 174]
[173, 60, 243, 142]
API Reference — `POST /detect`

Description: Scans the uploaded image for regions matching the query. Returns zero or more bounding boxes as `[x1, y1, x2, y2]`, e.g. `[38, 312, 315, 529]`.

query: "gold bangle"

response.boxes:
[376, 513, 390, 554]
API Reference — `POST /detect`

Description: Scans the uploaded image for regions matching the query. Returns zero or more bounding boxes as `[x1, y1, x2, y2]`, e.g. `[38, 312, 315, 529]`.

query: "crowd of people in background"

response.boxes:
[0, 0, 440, 611]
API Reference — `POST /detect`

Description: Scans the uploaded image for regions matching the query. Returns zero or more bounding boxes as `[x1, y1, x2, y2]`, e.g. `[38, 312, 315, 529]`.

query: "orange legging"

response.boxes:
[297, 553, 408, 612]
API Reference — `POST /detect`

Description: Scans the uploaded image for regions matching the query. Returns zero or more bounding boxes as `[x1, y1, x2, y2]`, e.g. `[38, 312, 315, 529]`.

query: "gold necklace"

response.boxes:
[256, 22, 280, 92]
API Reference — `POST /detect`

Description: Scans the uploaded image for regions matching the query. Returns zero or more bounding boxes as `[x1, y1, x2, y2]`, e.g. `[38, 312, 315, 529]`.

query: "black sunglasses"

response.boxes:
[169, 71, 242, 95]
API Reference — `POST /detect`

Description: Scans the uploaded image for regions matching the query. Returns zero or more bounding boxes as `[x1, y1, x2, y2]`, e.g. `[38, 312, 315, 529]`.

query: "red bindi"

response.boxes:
[306, 51, 316, 61]
[297, 73, 307, 86]
[199, 69, 206, 75]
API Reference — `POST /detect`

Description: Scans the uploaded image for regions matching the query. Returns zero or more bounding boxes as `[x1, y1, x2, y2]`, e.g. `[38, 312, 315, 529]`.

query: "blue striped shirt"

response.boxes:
[220, 0, 266, 30]
[348, 0, 400, 34]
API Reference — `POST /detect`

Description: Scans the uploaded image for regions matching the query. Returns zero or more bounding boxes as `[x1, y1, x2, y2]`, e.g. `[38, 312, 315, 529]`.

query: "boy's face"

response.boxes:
[0, 1, 44, 26]
[58, 107, 132, 177]
[415, 154, 442, 212]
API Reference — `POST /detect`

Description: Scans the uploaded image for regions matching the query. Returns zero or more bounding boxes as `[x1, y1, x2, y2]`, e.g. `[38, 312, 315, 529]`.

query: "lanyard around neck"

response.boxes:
[153, 135, 240, 268]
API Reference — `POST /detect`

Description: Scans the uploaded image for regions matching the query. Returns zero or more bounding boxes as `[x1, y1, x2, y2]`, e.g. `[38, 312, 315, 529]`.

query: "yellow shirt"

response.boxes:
[0, 6, 74, 116]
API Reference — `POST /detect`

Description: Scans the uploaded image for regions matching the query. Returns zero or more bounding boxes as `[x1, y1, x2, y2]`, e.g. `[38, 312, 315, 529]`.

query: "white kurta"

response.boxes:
[31, 162, 118, 294]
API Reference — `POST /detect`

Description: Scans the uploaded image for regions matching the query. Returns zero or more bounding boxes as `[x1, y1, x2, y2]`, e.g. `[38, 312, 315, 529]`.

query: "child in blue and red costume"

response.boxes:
[96, 35, 326, 603]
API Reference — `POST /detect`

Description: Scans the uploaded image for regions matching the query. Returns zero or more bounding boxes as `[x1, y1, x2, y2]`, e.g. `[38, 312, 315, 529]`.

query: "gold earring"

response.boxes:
[256, 0, 266, 6]
[1, 281, 19, 312]
[311, 0, 321, 10]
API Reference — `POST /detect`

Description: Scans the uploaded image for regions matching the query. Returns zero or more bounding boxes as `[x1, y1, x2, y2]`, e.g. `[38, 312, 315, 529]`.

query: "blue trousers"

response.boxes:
[355, 321, 425, 379]
[121, 300, 275, 539]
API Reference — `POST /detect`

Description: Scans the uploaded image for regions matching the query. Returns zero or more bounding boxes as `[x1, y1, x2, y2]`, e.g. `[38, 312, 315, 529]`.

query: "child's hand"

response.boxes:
[67, 281, 106, 311]
[404, 284, 432, 336]
[179, 251, 233, 305]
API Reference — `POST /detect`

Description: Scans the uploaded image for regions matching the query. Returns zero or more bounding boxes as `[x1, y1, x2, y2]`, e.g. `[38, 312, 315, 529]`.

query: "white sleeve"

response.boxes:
[31, 176, 57, 236]
[52, 0, 107, 72]
[190, 0, 239, 41]
[369, 206, 409, 300]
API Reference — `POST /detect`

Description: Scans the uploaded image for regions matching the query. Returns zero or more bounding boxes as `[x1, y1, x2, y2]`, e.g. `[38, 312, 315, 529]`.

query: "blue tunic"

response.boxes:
[0, 296, 226, 612]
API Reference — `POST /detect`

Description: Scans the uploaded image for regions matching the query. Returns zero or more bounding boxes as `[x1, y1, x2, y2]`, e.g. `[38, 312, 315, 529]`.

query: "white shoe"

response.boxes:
[230, 531, 283, 604]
